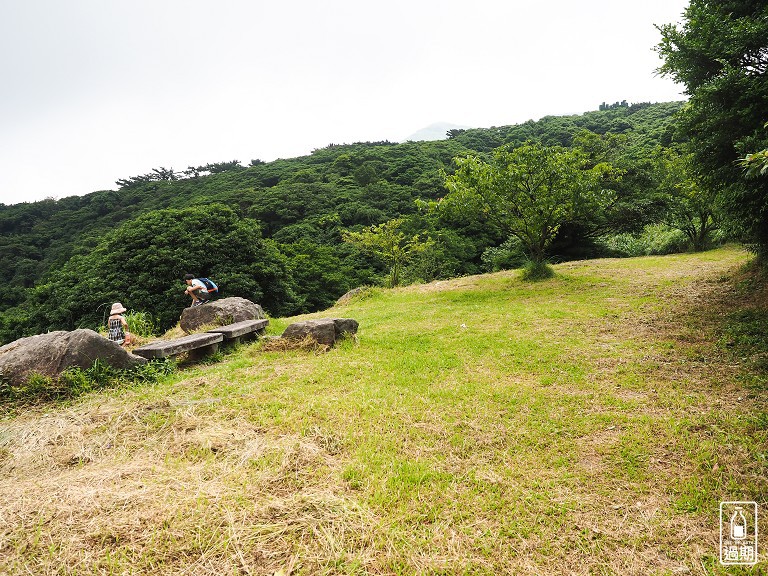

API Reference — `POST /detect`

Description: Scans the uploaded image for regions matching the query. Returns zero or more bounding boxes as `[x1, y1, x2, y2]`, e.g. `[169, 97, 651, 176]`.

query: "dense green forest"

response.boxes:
[656, 0, 768, 257]
[0, 101, 715, 343]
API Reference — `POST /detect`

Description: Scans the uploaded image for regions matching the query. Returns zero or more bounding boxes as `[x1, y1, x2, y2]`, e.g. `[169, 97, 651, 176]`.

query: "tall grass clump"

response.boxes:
[520, 260, 555, 281]
[124, 311, 159, 338]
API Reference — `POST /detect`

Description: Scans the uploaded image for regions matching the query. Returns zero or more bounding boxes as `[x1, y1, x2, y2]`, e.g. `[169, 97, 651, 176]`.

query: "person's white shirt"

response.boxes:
[190, 278, 209, 294]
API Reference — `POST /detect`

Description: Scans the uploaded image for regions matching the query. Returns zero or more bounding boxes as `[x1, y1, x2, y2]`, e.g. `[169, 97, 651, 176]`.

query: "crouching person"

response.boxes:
[183, 274, 218, 307]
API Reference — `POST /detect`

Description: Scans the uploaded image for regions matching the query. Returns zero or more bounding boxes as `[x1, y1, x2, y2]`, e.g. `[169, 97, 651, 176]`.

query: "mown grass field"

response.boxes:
[1, 246, 767, 575]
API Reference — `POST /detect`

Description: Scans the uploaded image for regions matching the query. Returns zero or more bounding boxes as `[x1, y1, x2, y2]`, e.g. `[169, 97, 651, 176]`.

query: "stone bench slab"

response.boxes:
[133, 333, 224, 359]
[206, 319, 269, 340]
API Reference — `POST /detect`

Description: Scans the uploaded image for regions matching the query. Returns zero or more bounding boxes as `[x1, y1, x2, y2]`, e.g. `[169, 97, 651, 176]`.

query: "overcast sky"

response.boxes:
[0, 0, 688, 206]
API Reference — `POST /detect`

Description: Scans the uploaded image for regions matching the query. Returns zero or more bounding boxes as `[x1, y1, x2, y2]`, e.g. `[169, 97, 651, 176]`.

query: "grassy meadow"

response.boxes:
[1, 245, 767, 575]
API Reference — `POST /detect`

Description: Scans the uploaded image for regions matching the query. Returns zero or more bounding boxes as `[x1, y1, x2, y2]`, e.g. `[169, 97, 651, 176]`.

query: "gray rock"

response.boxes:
[0, 329, 147, 385]
[180, 297, 265, 333]
[281, 318, 359, 347]
[281, 319, 337, 347]
[335, 287, 369, 306]
[333, 318, 359, 338]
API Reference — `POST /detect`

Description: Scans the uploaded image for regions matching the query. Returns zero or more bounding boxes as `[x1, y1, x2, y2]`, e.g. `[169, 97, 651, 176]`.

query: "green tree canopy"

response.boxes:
[740, 121, 768, 178]
[656, 1, 768, 254]
[441, 143, 612, 263]
[24, 205, 297, 335]
[654, 148, 721, 251]
[0, 102, 689, 342]
[343, 218, 431, 287]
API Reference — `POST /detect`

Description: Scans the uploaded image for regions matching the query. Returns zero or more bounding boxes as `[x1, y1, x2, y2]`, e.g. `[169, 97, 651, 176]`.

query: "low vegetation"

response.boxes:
[1, 246, 765, 574]
[0, 358, 176, 405]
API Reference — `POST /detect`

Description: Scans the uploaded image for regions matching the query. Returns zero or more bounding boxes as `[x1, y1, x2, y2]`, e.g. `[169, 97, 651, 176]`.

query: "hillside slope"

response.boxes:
[1, 246, 765, 574]
[0, 101, 685, 342]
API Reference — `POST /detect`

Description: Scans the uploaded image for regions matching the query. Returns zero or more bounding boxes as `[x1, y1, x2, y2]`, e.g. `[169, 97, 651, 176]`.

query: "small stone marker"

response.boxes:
[281, 318, 359, 347]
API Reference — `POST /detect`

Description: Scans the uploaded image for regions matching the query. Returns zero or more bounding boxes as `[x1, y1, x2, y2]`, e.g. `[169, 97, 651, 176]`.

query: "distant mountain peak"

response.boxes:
[404, 122, 472, 142]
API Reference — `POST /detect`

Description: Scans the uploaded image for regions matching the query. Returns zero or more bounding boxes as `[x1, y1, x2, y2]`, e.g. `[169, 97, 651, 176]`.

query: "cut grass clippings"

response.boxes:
[1, 245, 767, 574]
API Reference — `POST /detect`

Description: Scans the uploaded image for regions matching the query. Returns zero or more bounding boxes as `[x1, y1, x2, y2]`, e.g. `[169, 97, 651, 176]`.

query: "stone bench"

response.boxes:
[133, 332, 224, 360]
[206, 318, 269, 345]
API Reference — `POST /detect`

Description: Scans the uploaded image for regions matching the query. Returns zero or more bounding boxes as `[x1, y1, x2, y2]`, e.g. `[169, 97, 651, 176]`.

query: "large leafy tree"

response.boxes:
[655, 148, 722, 251]
[343, 218, 431, 287]
[441, 144, 612, 264]
[23, 205, 297, 334]
[547, 130, 669, 260]
[656, 1, 768, 254]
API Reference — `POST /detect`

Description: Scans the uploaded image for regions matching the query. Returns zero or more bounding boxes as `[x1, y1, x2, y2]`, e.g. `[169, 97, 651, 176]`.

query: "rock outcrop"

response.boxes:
[0, 329, 147, 385]
[335, 287, 369, 306]
[281, 318, 359, 347]
[180, 297, 265, 333]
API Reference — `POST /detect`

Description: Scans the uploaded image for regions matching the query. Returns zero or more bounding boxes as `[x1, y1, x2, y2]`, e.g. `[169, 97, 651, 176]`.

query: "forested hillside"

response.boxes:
[0, 101, 690, 343]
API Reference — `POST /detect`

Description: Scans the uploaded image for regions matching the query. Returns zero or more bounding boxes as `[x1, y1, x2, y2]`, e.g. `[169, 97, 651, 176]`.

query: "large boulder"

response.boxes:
[281, 318, 359, 347]
[0, 329, 147, 385]
[180, 297, 265, 333]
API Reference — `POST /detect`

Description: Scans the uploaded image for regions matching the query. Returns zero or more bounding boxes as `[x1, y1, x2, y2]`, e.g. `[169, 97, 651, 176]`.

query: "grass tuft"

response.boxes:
[520, 260, 555, 281]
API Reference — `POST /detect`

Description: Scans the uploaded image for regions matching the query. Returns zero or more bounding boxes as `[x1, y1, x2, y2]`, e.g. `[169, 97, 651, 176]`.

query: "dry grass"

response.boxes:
[258, 334, 332, 354]
[0, 397, 379, 574]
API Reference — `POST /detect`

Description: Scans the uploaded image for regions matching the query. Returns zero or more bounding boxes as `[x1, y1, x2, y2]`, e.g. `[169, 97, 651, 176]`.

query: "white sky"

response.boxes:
[0, 0, 688, 205]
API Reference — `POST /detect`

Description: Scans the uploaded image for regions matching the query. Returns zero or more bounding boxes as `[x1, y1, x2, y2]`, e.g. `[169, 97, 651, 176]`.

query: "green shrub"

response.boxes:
[335, 286, 381, 305]
[57, 368, 91, 397]
[521, 261, 555, 281]
[3, 372, 57, 402]
[599, 224, 690, 257]
[50, 360, 120, 400]
[481, 237, 528, 272]
[641, 224, 691, 255]
[131, 358, 177, 383]
[0, 358, 176, 405]
[198, 350, 226, 365]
